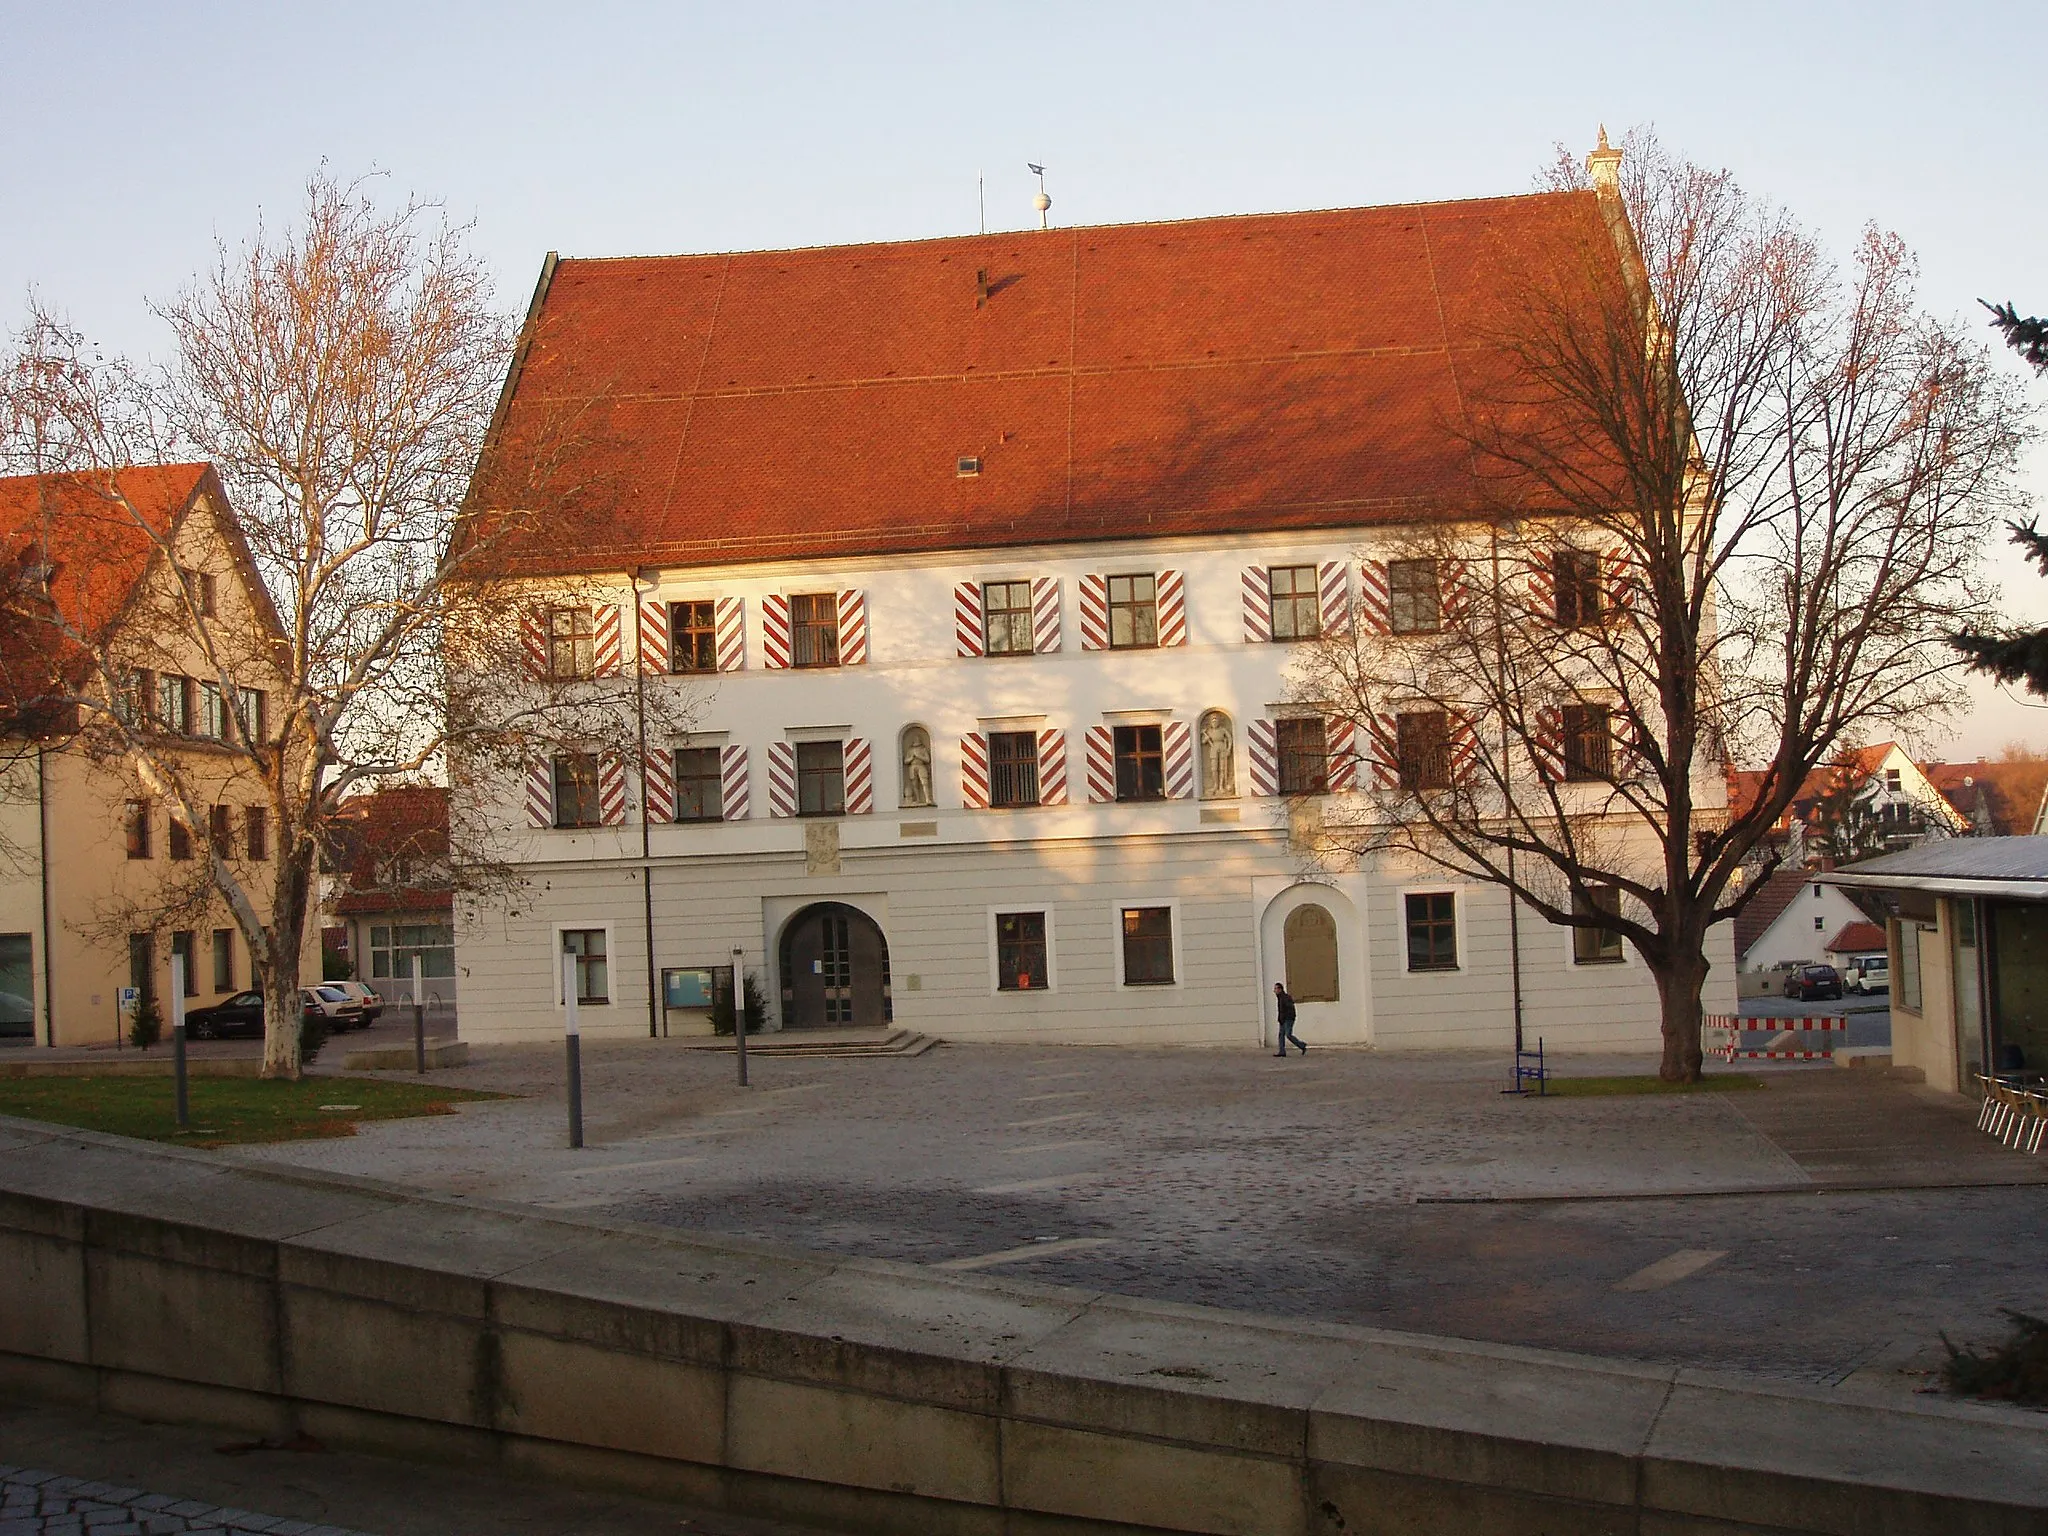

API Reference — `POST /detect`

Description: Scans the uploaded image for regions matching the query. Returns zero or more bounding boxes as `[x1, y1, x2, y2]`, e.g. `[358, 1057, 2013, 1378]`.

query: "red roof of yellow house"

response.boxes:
[473, 191, 1625, 574]
[1925, 759, 2048, 837]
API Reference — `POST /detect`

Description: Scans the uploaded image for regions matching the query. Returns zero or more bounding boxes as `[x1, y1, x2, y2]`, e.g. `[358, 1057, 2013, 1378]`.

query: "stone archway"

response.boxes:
[778, 902, 891, 1029]
[1284, 903, 1340, 1001]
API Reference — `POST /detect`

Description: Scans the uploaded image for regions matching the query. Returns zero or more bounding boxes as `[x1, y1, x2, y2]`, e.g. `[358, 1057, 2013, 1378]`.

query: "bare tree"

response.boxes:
[3, 173, 680, 1077]
[1295, 131, 2031, 1080]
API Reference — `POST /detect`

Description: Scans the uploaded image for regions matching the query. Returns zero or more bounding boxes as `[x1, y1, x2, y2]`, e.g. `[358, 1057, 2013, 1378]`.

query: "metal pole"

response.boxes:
[732, 945, 749, 1088]
[171, 953, 188, 1128]
[412, 952, 425, 1074]
[564, 951, 584, 1149]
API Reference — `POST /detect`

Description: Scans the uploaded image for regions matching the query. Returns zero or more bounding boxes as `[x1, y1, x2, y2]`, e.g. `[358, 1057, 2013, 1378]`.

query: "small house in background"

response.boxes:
[326, 784, 456, 1014]
[1823, 920, 1888, 971]
[1733, 867, 1887, 980]
[1923, 757, 2048, 839]
[1824, 837, 2048, 1094]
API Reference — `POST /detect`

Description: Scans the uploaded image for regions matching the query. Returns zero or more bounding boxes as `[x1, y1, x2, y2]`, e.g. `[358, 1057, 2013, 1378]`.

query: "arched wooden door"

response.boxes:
[780, 903, 891, 1029]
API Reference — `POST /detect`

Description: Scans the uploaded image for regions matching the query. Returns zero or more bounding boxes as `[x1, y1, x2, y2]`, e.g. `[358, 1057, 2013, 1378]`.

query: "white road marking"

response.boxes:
[566, 1155, 703, 1177]
[1000, 1139, 1101, 1156]
[1004, 1111, 1092, 1130]
[935, 1237, 1113, 1271]
[1016, 1090, 1092, 1103]
[1614, 1248, 1728, 1293]
[975, 1173, 1099, 1194]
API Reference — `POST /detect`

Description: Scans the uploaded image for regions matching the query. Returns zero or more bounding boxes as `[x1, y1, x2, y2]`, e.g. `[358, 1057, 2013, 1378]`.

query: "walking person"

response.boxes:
[1273, 981, 1305, 1057]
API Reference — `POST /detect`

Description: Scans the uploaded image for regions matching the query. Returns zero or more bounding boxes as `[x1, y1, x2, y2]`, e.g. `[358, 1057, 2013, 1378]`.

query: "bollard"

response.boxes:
[170, 954, 188, 1128]
[732, 946, 749, 1088]
[564, 952, 584, 1149]
[412, 953, 425, 1074]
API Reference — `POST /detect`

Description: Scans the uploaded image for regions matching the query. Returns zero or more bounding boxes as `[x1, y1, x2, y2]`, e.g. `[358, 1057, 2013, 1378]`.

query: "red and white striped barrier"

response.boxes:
[1703, 1014, 1846, 1062]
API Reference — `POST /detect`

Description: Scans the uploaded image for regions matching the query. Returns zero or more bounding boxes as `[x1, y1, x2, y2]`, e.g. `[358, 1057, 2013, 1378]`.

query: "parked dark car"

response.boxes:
[183, 989, 267, 1040]
[1784, 963, 1843, 1002]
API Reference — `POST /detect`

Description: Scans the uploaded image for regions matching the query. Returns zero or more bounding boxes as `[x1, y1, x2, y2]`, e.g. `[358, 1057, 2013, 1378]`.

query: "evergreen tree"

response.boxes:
[1953, 302, 2048, 693]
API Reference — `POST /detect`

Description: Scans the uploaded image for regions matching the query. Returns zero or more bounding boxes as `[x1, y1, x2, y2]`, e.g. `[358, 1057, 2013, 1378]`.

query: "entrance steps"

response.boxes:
[672, 1027, 937, 1059]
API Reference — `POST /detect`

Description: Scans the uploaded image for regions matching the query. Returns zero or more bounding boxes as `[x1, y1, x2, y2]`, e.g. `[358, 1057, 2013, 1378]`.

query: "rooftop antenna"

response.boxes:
[1028, 162, 1051, 230]
[979, 172, 985, 234]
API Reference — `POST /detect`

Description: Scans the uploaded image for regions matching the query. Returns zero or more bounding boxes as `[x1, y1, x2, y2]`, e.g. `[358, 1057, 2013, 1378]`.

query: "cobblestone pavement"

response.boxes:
[0, 1464, 375, 1536]
[228, 1040, 2048, 1392]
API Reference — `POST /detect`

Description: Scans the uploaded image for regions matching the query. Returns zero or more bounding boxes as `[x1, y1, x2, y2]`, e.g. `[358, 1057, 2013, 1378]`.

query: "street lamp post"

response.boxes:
[732, 945, 749, 1088]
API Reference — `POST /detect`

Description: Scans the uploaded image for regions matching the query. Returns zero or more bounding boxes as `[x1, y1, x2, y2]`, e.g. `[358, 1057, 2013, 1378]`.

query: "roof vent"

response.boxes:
[957, 456, 982, 477]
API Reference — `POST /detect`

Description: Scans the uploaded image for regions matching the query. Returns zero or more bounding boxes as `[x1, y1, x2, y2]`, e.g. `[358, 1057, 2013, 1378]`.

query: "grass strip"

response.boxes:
[0, 1075, 510, 1148]
[1537, 1074, 1763, 1097]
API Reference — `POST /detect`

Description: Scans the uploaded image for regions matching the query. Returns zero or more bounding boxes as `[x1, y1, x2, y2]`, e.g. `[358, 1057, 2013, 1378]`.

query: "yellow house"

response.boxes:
[0, 464, 312, 1047]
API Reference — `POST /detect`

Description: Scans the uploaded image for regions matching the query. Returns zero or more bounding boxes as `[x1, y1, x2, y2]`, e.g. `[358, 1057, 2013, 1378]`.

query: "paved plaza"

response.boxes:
[221, 1035, 2048, 1393]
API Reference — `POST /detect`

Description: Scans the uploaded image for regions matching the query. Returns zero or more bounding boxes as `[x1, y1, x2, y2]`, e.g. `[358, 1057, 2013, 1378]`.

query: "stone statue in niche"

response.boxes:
[900, 726, 934, 808]
[1200, 710, 1235, 798]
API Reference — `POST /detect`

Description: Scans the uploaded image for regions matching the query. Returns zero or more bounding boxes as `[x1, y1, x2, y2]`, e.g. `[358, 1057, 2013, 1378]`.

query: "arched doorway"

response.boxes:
[1284, 903, 1339, 1001]
[779, 902, 891, 1029]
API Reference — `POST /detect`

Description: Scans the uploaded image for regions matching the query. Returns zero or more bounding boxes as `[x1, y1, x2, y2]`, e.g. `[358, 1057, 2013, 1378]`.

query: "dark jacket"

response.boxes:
[1275, 989, 1296, 1025]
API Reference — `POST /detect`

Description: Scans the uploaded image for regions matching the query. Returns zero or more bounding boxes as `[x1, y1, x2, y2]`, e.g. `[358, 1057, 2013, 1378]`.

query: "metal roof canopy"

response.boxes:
[1819, 835, 2048, 901]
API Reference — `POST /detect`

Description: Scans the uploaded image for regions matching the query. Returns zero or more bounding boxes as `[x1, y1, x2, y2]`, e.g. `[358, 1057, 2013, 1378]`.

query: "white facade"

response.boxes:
[452, 528, 1736, 1050]
[1741, 880, 1877, 974]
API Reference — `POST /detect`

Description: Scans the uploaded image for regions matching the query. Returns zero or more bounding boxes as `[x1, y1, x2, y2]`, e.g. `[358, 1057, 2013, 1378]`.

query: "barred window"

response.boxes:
[1389, 559, 1440, 634]
[1563, 703, 1613, 782]
[671, 601, 717, 672]
[791, 594, 840, 667]
[552, 752, 601, 828]
[1108, 574, 1158, 649]
[988, 731, 1040, 808]
[982, 581, 1034, 655]
[996, 911, 1048, 991]
[1395, 711, 1451, 791]
[548, 607, 595, 679]
[1268, 566, 1321, 640]
[245, 806, 268, 861]
[675, 746, 723, 822]
[1120, 907, 1174, 985]
[1276, 718, 1329, 794]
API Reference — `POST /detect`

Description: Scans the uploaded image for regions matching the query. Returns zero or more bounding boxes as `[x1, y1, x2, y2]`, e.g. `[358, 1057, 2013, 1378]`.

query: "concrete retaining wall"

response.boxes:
[0, 1115, 2042, 1535]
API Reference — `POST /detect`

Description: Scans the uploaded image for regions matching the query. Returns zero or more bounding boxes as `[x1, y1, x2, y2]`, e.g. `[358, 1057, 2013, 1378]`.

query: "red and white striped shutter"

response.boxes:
[1078, 574, 1109, 651]
[1156, 569, 1188, 646]
[593, 605, 623, 676]
[1449, 714, 1480, 786]
[1163, 721, 1195, 799]
[1084, 725, 1115, 802]
[642, 747, 675, 822]
[1529, 558, 1556, 623]
[638, 600, 670, 675]
[1617, 712, 1647, 779]
[598, 753, 629, 824]
[1358, 562, 1391, 635]
[520, 607, 549, 680]
[1247, 720, 1278, 796]
[960, 733, 989, 809]
[1441, 558, 1472, 625]
[1533, 705, 1565, 782]
[954, 582, 985, 658]
[1606, 548, 1632, 617]
[843, 738, 874, 813]
[838, 590, 868, 665]
[1318, 562, 1351, 634]
[1241, 568, 1272, 642]
[525, 759, 553, 827]
[1366, 713, 1402, 789]
[715, 596, 746, 672]
[1031, 577, 1062, 653]
[1326, 718, 1358, 792]
[720, 745, 750, 820]
[1037, 729, 1068, 805]
[762, 595, 792, 669]
[766, 741, 797, 817]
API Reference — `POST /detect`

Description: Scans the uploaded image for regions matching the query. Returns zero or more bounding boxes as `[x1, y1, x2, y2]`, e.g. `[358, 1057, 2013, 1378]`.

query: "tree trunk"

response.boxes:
[258, 841, 316, 1081]
[1655, 943, 1711, 1083]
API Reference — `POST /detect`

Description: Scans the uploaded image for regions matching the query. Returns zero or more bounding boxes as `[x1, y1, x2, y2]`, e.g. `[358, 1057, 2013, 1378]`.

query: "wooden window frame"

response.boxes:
[1553, 549, 1602, 629]
[125, 800, 151, 860]
[996, 911, 1049, 991]
[1112, 724, 1165, 802]
[670, 601, 718, 673]
[790, 593, 841, 668]
[245, 805, 268, 861]
[1107, 574, 1158, 650]
[674, 746, 724, 822]
[1276, 717, 1329, 794]
[209, 804, 232, 857]
[168, 817, 193, 862]
[1267, 565, 1321, 641]
[987, 730, 1041, 808]
[1395, 710, 1451, 791]
[795, 740, 846, 817]
[552, 751, 602, 829]
[1562, 702, 1613, 782]
[562, 928, 609, 1004]
[1388, 558, 1441, 635]
[1119, 905, 1176, 986]
[212, 928, 235, 992]
[981, 581, 1034, 656]
[548, 606, 596, 680]
[1572, 886, 1626, 965]
[1404, 892, 1459, 972]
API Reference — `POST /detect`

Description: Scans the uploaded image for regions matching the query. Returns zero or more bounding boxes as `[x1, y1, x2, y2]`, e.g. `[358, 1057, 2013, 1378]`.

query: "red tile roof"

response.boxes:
[328, 785, 451, 915]
[1925, 759, 2048, 838]
[473, 192, 1621, 574]
[1825, 921, 1887, 955]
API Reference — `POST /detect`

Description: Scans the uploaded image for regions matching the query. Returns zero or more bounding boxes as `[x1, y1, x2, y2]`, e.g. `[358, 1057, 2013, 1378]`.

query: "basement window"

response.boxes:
[957, 456, 981, 477]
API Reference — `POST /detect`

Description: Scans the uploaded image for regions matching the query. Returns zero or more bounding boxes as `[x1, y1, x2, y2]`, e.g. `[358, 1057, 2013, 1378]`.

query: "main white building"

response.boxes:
[453, 166, 1736, 1048]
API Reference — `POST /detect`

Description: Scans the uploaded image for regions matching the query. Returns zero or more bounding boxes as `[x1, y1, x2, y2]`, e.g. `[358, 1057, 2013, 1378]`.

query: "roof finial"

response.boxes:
[1028, 163, 1051, 230]
[1586, 125, 1623, 196]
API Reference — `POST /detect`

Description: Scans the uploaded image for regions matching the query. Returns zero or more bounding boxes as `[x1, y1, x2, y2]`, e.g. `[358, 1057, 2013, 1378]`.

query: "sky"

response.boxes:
[4, 0, 2045, 757]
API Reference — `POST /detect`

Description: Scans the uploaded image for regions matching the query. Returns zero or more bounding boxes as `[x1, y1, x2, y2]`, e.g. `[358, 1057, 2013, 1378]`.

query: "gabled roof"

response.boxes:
[1825, 921, 1887, 955]
[1733, 869, 1813, 959]
[472, 191, 1624, 575]
[329, 784, 452, 916]
[1924, 759, 2048, 838]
